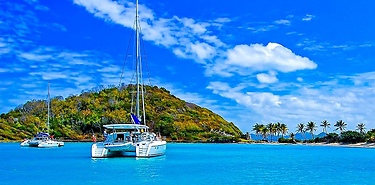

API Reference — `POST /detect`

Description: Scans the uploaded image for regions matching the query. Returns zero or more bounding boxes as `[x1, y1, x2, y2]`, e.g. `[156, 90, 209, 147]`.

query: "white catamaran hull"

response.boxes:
[136, 140, 167, 157]
[92, 141, 166, 158]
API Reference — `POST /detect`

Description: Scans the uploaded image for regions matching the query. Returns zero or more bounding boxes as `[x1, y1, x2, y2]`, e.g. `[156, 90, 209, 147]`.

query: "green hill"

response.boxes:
[0, 85, 243, 142]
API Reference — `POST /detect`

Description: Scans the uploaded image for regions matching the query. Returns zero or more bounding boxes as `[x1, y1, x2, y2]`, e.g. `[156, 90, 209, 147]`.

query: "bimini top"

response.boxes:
[36, 132, 50, 137]
[103, 124, 149, 130]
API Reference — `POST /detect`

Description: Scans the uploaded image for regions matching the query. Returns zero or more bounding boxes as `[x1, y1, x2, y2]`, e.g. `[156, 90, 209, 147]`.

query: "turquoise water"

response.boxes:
[1, 143, 374, 185]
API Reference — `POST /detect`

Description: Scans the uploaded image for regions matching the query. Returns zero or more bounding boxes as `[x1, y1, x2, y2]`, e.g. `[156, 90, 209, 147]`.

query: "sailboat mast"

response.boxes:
[135, 0, 146, 125]
[47, 82, 50, 133]
[135, 0, 140, 120]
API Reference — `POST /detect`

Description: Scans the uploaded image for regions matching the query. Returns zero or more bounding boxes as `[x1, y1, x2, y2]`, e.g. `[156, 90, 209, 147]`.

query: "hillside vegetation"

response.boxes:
[0, 85, 243, 142]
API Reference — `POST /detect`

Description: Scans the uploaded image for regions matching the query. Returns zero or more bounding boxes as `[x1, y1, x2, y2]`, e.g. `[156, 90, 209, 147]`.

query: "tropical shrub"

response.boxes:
[339, 131, 366, 144]
[314, 137, 324, 143]
[278, 137, 296, 143]
[208, 135, 238, 143]
[323, 133, 339, 143]
[366, 129, 375, 143]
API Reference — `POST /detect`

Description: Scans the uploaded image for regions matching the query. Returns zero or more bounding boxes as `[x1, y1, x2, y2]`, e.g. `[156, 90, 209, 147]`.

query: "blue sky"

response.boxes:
[1, 0, 375, 133]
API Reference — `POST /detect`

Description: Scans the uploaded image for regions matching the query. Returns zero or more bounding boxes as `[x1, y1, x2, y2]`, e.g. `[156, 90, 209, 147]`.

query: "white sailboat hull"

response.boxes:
[38, 140, 64, 148]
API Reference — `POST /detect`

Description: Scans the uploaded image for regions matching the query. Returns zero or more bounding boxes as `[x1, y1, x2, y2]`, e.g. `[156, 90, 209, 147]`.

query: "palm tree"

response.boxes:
[280, 123, 288, 138]
[306, 121, 317, 139]
[296, 123, 306, 141]
[259, 125, 269, 142]
[320, 120, 330, 134]
[252, 123, 262, 137]
[356, 123, 366, 134]
[290, 132, 296, 143]
[267, 123, 278, 142]
[276, 122, 282, 137]
[334, 120, 347, 133]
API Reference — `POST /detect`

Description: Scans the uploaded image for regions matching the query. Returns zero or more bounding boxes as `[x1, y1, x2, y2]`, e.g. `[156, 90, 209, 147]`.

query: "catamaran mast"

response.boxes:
[135, 0, 146, 125]
[135, 0, 140, 120]
[47, 82, 50, 133]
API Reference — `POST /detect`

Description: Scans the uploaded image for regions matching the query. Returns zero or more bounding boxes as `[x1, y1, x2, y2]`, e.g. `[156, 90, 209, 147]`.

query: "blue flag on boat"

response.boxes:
[131, 113, 141, 124]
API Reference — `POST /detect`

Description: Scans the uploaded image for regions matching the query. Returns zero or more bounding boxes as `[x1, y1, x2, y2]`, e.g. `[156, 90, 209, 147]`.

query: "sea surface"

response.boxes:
[1, 142, 374, 185]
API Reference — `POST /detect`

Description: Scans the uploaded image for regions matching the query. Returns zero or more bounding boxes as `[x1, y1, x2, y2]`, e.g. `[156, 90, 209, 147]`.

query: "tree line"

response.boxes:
[252, 120, 375, 144]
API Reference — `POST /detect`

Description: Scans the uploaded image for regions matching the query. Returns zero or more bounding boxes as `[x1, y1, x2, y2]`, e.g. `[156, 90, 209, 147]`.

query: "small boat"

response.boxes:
[36, 82, 64, 148]
[27, 132, 64, 148]
[21, 83, 64, 148]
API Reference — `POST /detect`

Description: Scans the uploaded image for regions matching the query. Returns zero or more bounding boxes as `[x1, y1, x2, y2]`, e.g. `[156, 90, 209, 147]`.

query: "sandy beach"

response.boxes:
[250, 141, 375, 148]
[304, 142, 375, 148]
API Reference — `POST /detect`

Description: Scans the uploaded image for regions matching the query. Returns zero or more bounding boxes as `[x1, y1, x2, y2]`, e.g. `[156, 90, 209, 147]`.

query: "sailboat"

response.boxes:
[91, 0, 166, 158]
[26, 82, 64, 148]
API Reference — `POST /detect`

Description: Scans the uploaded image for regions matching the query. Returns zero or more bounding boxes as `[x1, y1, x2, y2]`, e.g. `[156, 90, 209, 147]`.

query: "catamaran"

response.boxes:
[91, 0, 166, 158]
[92, 117, 166, 157]
[22, 83, 64, 148]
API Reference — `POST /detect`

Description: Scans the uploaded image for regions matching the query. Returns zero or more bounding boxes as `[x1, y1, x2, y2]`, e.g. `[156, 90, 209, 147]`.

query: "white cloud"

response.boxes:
[73, 0, 136, 27]
[0, 37, 13, 55]
[19, 52, 53, 61]
[248, 16, 295, 33]
[275, 19, 291, 25]
[256, 71, 278, 84]
[177, 17, 207, 34]
[58, 52, 88, 59]
[214, 17, 231, 23]
[247, 25, 275, 33]
[201, 35, 225, 47]
[143, 20, 177, 47]
[207, 81, 281, 108]
[30, 71, 68, 80]
[190, 42, 216, 61]
[216, 42, 317, 76]
[73, 0, 228, 65]
[172, 48, 186, 58]
[98, 65, 121, 73]
[246, 92, 282, 107]
[302, 14, 315, 21]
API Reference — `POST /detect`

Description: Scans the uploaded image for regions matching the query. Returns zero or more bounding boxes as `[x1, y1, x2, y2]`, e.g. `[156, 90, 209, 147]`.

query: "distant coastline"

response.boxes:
[251, 141, 375, 149]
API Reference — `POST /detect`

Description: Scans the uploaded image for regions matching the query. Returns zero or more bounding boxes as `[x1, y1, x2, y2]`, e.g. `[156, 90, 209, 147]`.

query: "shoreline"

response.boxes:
[2, 140, 375, 148]
[301, 142, 375, 148]
[252, 141, 375, 149]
